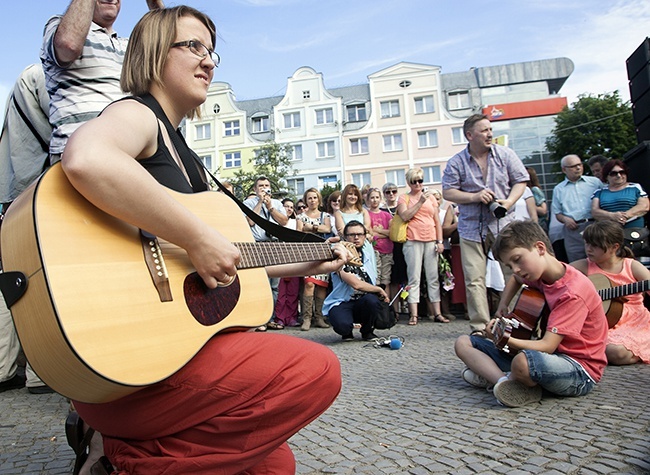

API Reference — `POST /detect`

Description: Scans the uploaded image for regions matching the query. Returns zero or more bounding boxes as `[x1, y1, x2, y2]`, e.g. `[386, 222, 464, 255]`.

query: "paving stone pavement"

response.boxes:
[1, 316, 649, 474]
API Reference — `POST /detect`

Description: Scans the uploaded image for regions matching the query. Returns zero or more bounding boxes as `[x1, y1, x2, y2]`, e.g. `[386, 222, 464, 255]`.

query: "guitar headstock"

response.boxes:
[341, 241, 363, 267]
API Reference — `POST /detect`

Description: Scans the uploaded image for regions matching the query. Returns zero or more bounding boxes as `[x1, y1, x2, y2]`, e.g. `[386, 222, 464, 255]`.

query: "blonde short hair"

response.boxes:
[121, 6, 216, 120]
[405, 168, 423, 184]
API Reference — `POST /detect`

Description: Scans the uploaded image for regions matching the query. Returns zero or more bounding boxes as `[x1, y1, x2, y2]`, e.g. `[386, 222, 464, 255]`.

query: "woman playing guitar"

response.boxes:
[571, 220, 650, 365]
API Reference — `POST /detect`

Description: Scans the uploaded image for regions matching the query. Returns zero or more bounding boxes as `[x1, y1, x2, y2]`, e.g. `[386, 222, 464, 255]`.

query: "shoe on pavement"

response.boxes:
[28, 385, 55, 394]
[493, 379, 542, 407]
[461, 367, 489, 389]
[341, 333, 355, 341]
[362, 332, 379, 341]
[0, 373, 26, 393]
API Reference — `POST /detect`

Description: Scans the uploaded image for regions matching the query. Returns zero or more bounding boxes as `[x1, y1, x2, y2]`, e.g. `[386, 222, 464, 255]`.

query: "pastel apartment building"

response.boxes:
[186, 58, 573, 198]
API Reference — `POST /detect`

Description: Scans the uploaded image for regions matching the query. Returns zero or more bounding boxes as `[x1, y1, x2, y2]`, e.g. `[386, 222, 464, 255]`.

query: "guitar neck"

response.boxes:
[234, 242, 334, 269]
[598, 279, 650, 301]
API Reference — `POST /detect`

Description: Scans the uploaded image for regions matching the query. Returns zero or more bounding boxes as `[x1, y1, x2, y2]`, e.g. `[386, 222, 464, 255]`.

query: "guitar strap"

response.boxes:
[137, 94, 324, 244]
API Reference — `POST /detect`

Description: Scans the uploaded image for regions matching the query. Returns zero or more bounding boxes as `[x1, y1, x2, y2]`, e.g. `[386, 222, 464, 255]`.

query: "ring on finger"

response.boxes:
[217, 274, 237, 287]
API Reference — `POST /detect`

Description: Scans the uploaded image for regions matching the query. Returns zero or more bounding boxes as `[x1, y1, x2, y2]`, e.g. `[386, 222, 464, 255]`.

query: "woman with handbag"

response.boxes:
[396, 168, 447, 325]
[591, 160, 649, 229]
[297, 188, 332, 330]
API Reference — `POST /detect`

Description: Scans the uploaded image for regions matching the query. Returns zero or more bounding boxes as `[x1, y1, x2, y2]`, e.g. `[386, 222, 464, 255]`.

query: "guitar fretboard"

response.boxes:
[598, 279, 650, 301]
[235, 242, 334, 269]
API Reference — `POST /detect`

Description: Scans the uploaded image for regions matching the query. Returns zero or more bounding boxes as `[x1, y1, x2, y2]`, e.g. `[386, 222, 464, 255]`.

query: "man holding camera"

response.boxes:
[442, 114, 529, 334]
[244, 177, 288, 330]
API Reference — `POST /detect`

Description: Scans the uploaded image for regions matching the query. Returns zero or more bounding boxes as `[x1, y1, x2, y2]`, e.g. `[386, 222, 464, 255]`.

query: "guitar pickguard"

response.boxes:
[183, 273, 241, 326]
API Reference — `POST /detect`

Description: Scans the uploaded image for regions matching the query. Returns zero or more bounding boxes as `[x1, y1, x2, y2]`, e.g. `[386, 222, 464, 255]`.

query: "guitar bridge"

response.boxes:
[140, 230, 172, 302]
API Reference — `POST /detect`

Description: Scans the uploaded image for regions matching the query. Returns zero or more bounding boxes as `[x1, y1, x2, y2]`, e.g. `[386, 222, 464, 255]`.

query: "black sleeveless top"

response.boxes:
[114, 95, 206, 194]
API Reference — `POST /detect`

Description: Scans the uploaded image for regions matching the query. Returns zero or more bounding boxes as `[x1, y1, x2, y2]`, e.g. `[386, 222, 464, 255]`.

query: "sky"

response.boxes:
[0, 0, 648, 120]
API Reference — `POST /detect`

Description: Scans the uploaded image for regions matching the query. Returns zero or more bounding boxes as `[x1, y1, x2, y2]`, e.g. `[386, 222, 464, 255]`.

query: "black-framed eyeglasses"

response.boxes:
[345, 233, 365, 238]
[411, 179, 424, 185]
[608, 170, 626, 177]
[171, 40, 221, 67]
[385, 189, 398, 194]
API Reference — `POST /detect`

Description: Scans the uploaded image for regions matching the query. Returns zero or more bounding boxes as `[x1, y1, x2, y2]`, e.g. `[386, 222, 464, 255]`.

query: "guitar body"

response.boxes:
[492, 287, 548, 353]
[1, 164, 272, 403]
[588, 273, 624, 328]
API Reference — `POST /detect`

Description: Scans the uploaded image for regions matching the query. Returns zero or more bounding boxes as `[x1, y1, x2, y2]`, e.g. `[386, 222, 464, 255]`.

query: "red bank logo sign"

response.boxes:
[482, 97, 567, 121]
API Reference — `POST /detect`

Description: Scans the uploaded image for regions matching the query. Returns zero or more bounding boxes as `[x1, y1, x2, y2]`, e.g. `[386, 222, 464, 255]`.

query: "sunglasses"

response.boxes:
[410, 179, 424, 185]
[297, 205, 306, 209]
[385, 189, 398, 194]
[608, 170, 626, 177]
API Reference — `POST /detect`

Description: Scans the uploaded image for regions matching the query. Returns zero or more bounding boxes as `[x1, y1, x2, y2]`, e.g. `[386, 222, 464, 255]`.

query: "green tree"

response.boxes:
[229, 141, 297, 199]
[545, 91, 636, 174]
[319, 181, 342, 207]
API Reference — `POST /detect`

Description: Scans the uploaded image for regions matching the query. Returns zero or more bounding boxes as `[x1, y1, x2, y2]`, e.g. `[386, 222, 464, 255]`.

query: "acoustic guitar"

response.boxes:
[588, 273, 650, 328]
[491, 287, 548, 354]
[0, 164, 360, 403]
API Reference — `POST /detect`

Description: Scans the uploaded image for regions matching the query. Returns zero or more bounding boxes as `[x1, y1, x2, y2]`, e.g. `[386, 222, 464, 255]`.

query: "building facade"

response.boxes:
[186, 58, 574, 198]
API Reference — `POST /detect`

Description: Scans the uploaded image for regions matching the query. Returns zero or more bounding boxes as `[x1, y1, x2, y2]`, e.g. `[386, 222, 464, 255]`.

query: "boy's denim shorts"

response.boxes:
[470, 335, 596, 397]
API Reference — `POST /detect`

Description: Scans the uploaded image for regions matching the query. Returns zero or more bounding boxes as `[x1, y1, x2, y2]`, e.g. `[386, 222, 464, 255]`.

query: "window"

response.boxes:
[385, 169, 406, 187]
[422, 165, 441, 184]
[380, 100, 400, 118]
[252, 116, 269, 133]
[286, 178, 305, 196]
[195, 123, 211, 140]
[346, 104, 367, 122]
[418, 130, 438, 148]
[349, 137, 369, 155]
[318, 175, 338, 189]
[199, 155, 212, 170]
[283, 112, 301, 129]
[316, 141, 335, 158]
[291, 144, 303, 161]
[315, 108, 334, 125]
[351, 172, 371, 188]
[449, 91, 470, 110]
[414, 95, 435, 114]
[224, 151, 241, 168]
[452, 126, 468, 145]
[383, 133, 403, 152]
[224, 120, 240, 136]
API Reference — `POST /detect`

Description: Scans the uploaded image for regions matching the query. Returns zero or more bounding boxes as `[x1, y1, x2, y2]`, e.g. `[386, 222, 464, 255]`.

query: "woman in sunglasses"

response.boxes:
[396, 168, 447, 325]
[591, 160, 649, 229]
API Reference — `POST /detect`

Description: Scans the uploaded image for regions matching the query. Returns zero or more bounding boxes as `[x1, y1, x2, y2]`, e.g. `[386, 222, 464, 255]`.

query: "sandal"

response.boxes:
[255, 324, 267, 332]
[433, 314, 450, 323]
[408, 316, 418, 326]
[65, 411, 95, 475]
[266, 321, 284, 330]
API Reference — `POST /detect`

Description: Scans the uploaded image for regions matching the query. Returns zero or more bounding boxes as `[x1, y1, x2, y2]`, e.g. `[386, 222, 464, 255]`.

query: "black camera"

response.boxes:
[488, 199, 507, 219]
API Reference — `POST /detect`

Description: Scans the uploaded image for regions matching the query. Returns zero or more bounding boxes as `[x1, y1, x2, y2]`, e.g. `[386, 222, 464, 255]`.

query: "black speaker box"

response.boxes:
[624, 141, 650, 192]
[630, 65, 650, 103]
[627, 37, 650, 80]
[636, 118, 650, 143]
[632, 89, 650, 126]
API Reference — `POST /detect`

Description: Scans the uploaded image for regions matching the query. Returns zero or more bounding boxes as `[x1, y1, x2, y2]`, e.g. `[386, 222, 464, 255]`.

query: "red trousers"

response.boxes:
[275, 277, 300, 326]
[74, 332, 341, 474]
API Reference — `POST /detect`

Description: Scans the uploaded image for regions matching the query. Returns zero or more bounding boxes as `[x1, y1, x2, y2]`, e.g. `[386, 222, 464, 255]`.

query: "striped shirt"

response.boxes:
[41, 16, 128, 155]
[592, 183, 647, 228]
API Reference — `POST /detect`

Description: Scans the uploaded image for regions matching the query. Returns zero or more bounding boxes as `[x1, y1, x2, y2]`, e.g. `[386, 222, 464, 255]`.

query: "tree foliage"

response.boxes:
[228, 141, 297, 199]
[545, 91, 636, 171]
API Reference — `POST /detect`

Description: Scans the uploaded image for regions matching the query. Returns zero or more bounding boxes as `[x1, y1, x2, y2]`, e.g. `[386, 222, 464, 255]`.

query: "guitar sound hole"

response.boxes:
[184, 272, 241, 326]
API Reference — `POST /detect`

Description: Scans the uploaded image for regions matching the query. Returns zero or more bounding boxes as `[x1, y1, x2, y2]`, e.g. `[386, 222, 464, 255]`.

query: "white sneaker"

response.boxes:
[493, 379, 542, 407]
[461, 367, 489, 389]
